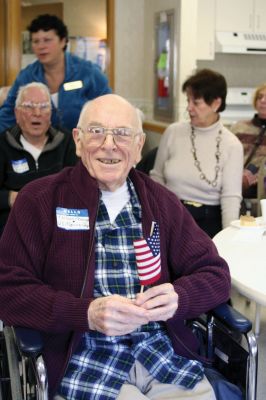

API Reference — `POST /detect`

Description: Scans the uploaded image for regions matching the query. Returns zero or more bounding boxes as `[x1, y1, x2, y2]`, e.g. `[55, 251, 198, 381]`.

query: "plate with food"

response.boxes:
[230, 215, 266, 230]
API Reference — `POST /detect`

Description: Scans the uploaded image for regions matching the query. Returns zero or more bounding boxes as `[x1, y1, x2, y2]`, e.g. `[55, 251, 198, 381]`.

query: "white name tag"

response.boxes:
[56, 207, 89, 231]
[63, 80, 83, 91]
[12, 159, 29, 173]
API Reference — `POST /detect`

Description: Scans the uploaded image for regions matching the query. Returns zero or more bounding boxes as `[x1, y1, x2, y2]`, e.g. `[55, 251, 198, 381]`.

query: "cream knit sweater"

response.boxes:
[150, 120, 243, 228]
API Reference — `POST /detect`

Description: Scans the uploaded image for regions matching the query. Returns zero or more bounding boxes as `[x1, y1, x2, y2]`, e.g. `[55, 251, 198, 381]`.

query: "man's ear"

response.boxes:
[72, 128, 81, 157]
[135, 134, 146, 164]
[14, 108, 19, 122]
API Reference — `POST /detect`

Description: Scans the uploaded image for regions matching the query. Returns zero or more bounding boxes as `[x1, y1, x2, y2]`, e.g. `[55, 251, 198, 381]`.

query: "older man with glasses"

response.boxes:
[0, 94, 230, 399]
[0, 81, 77, 236]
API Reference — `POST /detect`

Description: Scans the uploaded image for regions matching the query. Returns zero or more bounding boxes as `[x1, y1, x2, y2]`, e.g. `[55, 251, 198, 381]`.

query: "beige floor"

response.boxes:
[231, 288, 266, 400]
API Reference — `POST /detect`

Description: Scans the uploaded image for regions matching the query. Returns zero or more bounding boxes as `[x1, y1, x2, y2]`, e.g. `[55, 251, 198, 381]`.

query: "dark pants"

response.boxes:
[182, 202, 222, 238]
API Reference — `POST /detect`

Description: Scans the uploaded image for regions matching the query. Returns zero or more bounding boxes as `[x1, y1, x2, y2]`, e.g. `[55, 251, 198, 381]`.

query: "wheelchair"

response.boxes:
[135, 147, 158, 175]
[0, 303, 258, 400]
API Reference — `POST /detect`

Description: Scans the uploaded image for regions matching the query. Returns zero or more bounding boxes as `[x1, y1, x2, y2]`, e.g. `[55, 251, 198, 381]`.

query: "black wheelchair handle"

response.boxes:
[14, 326, 44, 357]
[211, 303, 252, 334]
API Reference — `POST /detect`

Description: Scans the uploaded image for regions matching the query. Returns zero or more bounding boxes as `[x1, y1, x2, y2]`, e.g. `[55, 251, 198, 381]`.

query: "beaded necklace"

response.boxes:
[190, 125, 222, 187]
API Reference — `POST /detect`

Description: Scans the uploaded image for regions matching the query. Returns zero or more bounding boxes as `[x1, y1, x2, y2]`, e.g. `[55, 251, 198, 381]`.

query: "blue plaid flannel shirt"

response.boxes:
[59, 180, 204, 400]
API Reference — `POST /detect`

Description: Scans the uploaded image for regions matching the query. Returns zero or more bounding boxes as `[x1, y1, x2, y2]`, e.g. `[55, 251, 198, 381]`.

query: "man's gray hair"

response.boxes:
[15, 82, 51, 108]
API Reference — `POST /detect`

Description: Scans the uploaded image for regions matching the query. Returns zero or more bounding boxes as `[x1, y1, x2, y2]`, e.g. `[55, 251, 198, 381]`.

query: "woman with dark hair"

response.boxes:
[0, 14, 111, 133]
[150, 69, 243, 237]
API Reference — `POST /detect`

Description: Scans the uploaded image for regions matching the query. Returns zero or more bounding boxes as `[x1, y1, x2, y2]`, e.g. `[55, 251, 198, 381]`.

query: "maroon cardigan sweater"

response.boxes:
[0, 161, 230, 398]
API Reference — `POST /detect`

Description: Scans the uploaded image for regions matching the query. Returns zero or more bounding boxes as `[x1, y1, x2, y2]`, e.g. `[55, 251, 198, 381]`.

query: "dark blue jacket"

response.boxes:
[0, 124, 78, 233]
[0, 52, 111, 133]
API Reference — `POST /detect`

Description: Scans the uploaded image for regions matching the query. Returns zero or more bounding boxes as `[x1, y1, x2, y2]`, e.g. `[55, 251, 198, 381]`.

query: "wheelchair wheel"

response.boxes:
[0, 329, 12, 400]
[3, 327, 23, 400]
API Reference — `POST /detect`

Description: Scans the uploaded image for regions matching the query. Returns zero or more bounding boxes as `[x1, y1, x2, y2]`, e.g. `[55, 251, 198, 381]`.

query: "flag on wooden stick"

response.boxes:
[133, 222, 161, 291]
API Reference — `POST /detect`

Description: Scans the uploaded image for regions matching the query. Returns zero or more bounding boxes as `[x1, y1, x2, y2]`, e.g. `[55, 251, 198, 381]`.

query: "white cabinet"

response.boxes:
[196, 0, 215, 60]
[254, 0, 266, 32]
[196, 0, 266, 60]
[216, 0, 266, 33]
[216, 0, 252, 32]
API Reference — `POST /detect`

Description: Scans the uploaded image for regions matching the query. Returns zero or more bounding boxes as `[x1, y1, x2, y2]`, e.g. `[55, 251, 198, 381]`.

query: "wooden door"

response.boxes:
[0, 0, 21, 86]
[0, 0, 6, 86]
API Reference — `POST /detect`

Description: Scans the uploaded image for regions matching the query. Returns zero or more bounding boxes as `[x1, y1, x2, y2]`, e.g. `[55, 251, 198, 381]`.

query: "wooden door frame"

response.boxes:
[0, 0, 6, 86]
[107, 0, 115, 90]
[1, 0, 21, 86]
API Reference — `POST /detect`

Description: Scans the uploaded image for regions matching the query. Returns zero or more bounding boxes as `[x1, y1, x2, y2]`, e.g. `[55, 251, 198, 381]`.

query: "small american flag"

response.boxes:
[133, 222, 161, 286]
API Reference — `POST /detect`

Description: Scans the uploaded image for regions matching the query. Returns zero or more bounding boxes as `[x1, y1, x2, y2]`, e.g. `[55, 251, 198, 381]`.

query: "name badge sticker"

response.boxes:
[12, 159, 29, 173]
[63, 80, 83, 91]
[56, 207, 89, 231]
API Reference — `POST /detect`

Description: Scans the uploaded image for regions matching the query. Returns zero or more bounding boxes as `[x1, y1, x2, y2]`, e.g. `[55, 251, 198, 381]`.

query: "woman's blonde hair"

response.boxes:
[253, 83, 266, 108]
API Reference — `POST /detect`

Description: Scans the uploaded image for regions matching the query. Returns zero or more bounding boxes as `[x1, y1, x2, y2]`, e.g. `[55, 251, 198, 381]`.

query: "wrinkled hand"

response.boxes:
[88, 294, 149, 336]
[8, 191, 18, 207]
[134, 283, 178, 322]
[243, 170, 258, 192]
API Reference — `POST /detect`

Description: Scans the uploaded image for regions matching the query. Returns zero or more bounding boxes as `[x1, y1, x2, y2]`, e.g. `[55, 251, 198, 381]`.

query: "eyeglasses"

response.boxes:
[78, 126, 143, 146]
[19, 101, 51, 114]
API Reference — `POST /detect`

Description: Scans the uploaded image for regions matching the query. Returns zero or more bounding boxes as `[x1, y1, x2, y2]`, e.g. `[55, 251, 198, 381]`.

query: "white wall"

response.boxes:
[177, 0, 198, 120]
[114, 0, 199, 123]
[114, 0, 146, 107]
[197, 53, 266, 88]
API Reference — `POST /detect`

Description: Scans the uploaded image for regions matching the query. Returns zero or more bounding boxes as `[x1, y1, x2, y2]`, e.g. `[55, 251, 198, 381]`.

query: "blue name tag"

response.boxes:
[56, 207, 89, 231]
[12, 159, 29, 173]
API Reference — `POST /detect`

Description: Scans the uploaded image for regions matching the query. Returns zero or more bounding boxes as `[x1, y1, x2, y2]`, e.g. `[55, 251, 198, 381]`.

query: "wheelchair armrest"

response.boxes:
[14, 327, 44, 357]
[210, 303, 252, 334]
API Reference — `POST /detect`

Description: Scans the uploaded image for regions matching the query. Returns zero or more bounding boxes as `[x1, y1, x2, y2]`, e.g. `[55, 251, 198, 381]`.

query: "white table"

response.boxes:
[213, 221, 266, 337]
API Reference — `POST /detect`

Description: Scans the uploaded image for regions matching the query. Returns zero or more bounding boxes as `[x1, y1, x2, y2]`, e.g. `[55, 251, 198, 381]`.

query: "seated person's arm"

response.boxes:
[243, 164, 258, 190]
[9, 190, 18, 207]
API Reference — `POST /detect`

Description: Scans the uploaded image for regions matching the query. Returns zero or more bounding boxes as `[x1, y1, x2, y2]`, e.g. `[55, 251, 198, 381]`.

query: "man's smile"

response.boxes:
[98, 158, 121, 164]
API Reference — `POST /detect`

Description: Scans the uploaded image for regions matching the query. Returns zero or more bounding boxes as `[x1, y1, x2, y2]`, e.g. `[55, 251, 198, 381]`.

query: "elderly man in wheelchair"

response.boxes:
[0, 94, 258, 400]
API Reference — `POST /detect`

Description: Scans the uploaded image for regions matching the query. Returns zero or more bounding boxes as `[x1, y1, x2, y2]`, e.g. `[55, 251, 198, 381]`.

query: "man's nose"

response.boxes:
[102, 133, 117, 147]
[32, 106, 41, 116]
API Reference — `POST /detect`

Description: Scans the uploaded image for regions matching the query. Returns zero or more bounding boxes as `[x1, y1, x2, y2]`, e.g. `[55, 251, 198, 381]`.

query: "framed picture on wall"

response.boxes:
[154, 10, 175, 122]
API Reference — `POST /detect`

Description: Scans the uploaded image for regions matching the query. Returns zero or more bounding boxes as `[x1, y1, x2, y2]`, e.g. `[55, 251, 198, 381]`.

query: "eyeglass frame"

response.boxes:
[18, 101, 51, 114]
[77, 125, 144, 146]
